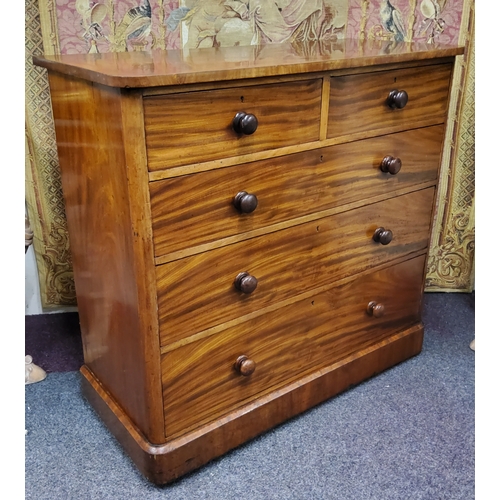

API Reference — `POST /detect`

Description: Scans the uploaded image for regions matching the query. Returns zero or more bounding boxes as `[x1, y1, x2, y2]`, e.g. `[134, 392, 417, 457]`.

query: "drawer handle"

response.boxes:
[235, 355, 256, 376]
[234, 272, 258, 294]
[233, 191, 258, 213]
[367, 301, 385, 318]
[387, 89, 408, 109]
[373, 227, 393, 245]
[233, 111, 258, 135]
[380, 155, 402, 175]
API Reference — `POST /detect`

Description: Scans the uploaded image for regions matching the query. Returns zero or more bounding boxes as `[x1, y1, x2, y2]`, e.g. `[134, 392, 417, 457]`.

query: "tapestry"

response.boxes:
[25, 0, 475, 307]
[25, 0, 75, 306]
[426, 1, 475, 292]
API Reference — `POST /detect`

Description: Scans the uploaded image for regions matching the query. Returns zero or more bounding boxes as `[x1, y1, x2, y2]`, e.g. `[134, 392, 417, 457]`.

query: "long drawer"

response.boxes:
[150, 125, 443, 258]
[156, 187, 435, 345]
[161, 254, 426, 439]
[143, 79, 322, 171]
[328, 63, 453, 138]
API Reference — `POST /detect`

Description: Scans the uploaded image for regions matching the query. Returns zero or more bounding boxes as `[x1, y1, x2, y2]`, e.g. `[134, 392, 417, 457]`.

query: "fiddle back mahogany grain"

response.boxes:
[36, 39, 464, 484]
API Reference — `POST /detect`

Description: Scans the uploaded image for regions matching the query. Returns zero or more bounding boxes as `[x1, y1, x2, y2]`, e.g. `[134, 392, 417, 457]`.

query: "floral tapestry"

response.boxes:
[25, 0, 475, 307]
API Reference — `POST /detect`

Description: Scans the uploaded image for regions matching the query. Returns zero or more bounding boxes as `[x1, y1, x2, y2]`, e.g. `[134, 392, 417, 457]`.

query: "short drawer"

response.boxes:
[328, 63, 452, 139]
[156, 188, 435, 345]
[143, 79, 322, 172]
[150, 125, 444, 257]
[162, 254, 426, 438]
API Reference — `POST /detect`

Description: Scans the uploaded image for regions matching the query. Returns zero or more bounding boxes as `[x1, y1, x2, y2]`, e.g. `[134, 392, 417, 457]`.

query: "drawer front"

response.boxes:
[156, 188, 435, 345]
[162, 255, 426, 438]
[328, 64, 452, 138]
[150, 126, 443, 257]
[143, 80, 322, 171]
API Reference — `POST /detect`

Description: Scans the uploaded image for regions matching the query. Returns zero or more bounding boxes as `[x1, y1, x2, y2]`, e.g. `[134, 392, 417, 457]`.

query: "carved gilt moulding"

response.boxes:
[426, 0, 475, 292]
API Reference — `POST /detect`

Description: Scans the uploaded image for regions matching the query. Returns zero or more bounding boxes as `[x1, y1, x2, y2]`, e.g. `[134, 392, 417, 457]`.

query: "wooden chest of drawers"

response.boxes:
[34, 39, 464, 484]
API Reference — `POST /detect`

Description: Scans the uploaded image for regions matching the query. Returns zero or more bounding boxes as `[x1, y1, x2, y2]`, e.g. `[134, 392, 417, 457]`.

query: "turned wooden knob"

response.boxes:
[233, 111, 258, 135]
[387, 89, 408, 109]
[373, 227, 393, 245]
[234, 272, 258, 294]
[233, 191, 258, 213]
[367, 301, 385, 318]
[380, 155, 402, 175]
[234, 355, 256, 376]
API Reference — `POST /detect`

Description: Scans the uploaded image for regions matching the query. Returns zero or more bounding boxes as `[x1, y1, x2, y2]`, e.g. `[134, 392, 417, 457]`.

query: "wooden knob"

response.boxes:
[233, 111, 258, 135]
[367, 301, 385, 318]
[380, 155, 402, 175]
[373, 227, 393, 245]
[234, 272, 258, 294]
[234, 355, 256, 376]
[387, 89, 408, 109]
[233, 191, 258, 213]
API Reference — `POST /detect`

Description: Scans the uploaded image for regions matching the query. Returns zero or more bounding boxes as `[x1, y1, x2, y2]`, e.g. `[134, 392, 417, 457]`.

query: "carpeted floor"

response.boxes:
[25, 311, 83, 373]
[25, 292, 475, 499]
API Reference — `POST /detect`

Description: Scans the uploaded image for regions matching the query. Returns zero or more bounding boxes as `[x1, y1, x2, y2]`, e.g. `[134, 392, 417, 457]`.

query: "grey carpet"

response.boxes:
[25, 292, 474, 499]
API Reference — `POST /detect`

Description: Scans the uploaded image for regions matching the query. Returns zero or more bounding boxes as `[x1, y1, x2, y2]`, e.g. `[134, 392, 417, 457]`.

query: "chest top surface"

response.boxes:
[33, 39, 464, 88]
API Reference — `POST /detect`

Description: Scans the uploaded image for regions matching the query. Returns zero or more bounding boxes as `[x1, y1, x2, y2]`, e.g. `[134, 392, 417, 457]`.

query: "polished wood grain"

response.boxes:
[36, 41, 461, 485]
[328, 63, 453, 138]
[140, 57, 455, 99]
[47, 74, 164, 443]
[143, 79, 321, 170]
[150, 126, 444, 258]
[117, 90, 166, 443]
[319, 76, 331, 140]
[82, 323, 423, 484]
[154, 181, 437, 266]
[33, 39, 463, 88]
[162, 255, 426, 438]
[156, 188, 434, 345]
[147, 118, 448, 182]
[159, 252, 422, 354]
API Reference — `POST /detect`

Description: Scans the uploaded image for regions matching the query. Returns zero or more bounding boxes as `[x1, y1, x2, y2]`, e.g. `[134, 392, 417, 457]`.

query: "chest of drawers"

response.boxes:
[34, 39, 464, 484]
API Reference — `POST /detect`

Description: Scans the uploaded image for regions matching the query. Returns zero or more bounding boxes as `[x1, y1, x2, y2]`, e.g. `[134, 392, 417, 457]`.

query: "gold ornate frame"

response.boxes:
[426, 1, 475, 292]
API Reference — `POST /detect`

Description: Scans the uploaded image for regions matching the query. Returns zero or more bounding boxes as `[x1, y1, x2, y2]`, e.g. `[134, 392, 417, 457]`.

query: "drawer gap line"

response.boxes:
[159, 250, 427, 354]
[154, 180, 437, 266]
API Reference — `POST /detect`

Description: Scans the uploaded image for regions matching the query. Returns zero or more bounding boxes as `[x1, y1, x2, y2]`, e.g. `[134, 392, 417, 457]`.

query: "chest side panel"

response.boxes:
[47, 73, 164, 442]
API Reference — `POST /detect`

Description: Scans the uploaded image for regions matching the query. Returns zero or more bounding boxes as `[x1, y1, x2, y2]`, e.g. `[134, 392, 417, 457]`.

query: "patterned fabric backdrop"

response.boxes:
[25, 0, 475, 307]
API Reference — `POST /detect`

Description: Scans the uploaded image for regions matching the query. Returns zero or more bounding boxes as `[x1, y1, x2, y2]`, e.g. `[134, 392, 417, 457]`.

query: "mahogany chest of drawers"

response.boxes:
[34, 39, 464, 484]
